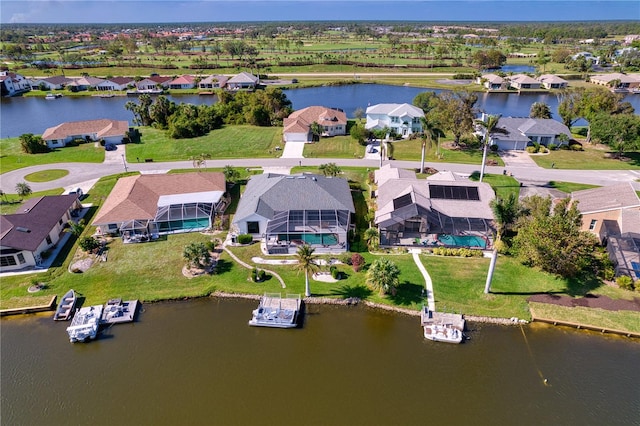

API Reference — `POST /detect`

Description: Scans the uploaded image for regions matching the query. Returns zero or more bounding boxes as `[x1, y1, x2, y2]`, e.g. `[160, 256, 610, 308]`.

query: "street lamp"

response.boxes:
[121, 154, 128, 173]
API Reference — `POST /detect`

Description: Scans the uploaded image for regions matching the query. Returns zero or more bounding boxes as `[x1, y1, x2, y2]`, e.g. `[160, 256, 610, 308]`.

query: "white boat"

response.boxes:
[249, 293, 301, 328]
[66, 305, 103, 343]
[420, 306, 464, 344]
[45, 93, 56, 100]
[53, 289, 77, 321]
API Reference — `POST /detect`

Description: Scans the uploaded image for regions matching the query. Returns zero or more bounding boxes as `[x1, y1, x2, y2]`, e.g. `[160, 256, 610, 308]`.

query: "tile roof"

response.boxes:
[571, 183, 640, 213]
[482, 73, 505, 83]
[374, 163, 416, 185]
[42, 119, 129, 141]
[509, 74, 539, 84]
[491, 117, 571, 143]
[0, 195, 79, 251]
[537, 74, 568, 84]
[283, 106, 347, 134]
[590, 73, 639, 84]
[92, 172, 226, 225]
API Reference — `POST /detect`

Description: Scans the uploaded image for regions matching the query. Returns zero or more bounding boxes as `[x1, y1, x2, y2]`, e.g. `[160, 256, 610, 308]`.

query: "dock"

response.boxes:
[421, 308, 465, 330]
[249, 293, 301, 328]
[101, 299, 139, 324]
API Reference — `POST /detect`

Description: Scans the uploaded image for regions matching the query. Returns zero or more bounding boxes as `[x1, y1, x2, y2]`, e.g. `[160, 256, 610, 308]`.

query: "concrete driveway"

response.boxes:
[499, 150, 538, 167]
[281, 141, 304, 159]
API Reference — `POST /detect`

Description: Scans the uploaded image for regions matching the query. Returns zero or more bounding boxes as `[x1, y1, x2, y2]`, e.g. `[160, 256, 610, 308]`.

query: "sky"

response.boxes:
[1, 0, 639, 24]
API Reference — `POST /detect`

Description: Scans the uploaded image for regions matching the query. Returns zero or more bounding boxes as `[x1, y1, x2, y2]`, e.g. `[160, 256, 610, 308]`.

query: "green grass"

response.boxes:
[24, 169, 69, 182]
[392, 139, 505, 166]
[0, 138, 105, 173]
[304, 136, 365, 159]
[529, 302, 640, 334]
[546, 181, 599, 194]
[531, 147, 640, 170]
[472, 174, 520, 199]
[0, 188, 65, 214]
[124, 125, 282, 162]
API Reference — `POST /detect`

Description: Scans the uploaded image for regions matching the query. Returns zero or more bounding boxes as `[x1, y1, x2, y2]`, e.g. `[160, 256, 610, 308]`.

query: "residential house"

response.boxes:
[232, 173, 355, 254]
[135, 75, 171, 91]
[477, 73, 508, 90]
[0, 195, 81, 272]
[99, 77, 135, 91]
[198, 74, 228, 90]
[92, 172, 228, 240]
[68, 76, 106, 92]
[537, 74, 568, 89]
[42, 119, 129, 148]
[0, 71, 31, 96]
[479, 116, 572, 151]
[508, 74, 541, 90]
[365, 103, 424, 138]
[283, 106, 347, 143]
[226, 72, 259, 90]
[589, 73, 640, 90]
[374, 165, 495, 248]
[168, 75, 196, 90]
[571, 184, 640, 280]
[29, 75, 74, 91]
[572, 51, 599, 64]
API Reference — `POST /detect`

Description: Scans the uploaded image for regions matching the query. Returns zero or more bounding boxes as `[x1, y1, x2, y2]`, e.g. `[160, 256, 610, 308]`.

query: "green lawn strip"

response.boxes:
[471, 174, 520, 199]
[530, 148, 640, 170]
[124, 125, 282, 162]
[303, 136, 365, 159]
[24, 169, 69, 182]
[391, 139, 504, 166]
[546, 181, 599, 194]
[0, 138, 105, 173]
[529, 302, 640, 334]
[0, 188, 65, 215]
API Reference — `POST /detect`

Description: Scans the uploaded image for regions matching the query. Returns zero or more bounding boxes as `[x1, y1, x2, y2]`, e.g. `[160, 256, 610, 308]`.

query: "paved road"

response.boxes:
[2, 152, 638, 194]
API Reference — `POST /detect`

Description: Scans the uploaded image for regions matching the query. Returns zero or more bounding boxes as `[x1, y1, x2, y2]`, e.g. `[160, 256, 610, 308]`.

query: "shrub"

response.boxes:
[547, 143, 557, 151]
[330, 265, 341, 280]
[431, 247, 483, 257]
[573, 127, 588, 137]
[559, 144, 571, 150]
[237, 234, 253, 245]
[341, 254, 353, 265]
[489, 144, 499, 152]
[205, 240, 216, 252]
[526, 146, 538, 154]
[351, 253, 365, 272]
[616, 275, 634, 290]
[79, 236, 100, 252]
[570, 143, 583, 151]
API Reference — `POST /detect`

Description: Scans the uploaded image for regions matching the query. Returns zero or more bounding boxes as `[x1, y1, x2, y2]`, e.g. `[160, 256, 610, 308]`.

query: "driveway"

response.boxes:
[499, 150, 538, 167]
[281, 141, 304, 159]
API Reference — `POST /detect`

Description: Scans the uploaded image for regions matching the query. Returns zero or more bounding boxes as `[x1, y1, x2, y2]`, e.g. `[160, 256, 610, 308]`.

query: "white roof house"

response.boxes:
[508, 74, 541, 90]
[365, 103, 425, 138]
[480, 116, 572, 151]
[227, 72, 259, 90]
[537, 74, 568, 89]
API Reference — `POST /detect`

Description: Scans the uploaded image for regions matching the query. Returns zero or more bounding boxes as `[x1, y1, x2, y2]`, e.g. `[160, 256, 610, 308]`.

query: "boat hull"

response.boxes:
[53, 289, 77, 321]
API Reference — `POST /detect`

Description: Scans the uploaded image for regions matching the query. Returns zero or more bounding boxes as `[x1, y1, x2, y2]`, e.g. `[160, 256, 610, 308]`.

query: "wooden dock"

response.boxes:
[420, 307, 465, 330]
[530, 312, 640, 338]
[101, 299, 139, 324]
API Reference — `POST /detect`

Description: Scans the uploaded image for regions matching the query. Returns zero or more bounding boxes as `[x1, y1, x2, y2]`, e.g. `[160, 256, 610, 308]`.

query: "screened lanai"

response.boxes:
[154, 191, 224, 233]
[265, 209, 350, 251]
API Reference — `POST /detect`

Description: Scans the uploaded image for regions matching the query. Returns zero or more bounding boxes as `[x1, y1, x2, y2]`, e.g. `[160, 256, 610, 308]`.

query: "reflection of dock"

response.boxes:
[101, 299, 139, 324]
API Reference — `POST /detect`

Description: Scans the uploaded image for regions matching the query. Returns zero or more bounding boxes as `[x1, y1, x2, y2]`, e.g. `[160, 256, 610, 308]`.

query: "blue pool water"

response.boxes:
[438, 234, 487, 249]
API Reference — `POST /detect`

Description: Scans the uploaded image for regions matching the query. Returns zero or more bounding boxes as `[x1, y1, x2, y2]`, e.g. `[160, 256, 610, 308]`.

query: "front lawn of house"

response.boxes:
[531, 147, 640, 170]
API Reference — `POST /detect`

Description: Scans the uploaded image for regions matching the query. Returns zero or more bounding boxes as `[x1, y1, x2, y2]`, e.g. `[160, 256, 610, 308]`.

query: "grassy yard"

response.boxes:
[124, 125, 282, 162]
[546, 181, 599, 194]
[529, 302, 640, 334]
[24, 169, 69, 182]
[391, 139, 505, 166]
[303, 135, 365, 159]
[472, 174, 520, 199]
[530, 147, 640, 170]
[0, 138, 105, 173]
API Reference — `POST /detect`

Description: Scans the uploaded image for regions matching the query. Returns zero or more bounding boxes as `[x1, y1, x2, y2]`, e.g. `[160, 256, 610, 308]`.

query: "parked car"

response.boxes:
[105, 143, 117, 151]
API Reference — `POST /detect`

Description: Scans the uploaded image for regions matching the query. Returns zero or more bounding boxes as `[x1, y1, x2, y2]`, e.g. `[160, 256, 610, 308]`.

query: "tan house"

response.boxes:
[572, 183, 640, 280]
[283, 106, 347, 143]
[537, 74, 568, 89]
[92, 172, 228, 241]
[42, 119, 129, 148]
[508, 74, 541, 90]
[476, 73, 508, 90]
[589, 73, 640, 90]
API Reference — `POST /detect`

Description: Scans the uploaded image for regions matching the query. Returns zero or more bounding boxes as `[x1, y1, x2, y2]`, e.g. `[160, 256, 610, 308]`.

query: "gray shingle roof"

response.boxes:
[572, 183, 640, 213]
[493, 117, 571, 142]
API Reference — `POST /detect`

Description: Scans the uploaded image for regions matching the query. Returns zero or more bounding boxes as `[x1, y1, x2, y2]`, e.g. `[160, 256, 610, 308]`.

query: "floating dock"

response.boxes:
[101, 299, 139, 324]
[249, 293, 301, 328]
[67, 305, 103, 343]
[420, 307, 465, 344]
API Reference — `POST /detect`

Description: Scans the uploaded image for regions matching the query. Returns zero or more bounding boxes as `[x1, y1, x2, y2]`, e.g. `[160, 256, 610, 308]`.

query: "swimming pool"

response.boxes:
[438, 234, 487, 249]
[280, 233, 339, 246]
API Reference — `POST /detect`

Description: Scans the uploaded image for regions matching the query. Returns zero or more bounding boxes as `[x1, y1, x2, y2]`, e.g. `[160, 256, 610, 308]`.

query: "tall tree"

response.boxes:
[529, 102, 552, 119]
[366, 258, 400, 295]
[475, 114, 504, 182]
[589, 113, 640, 158]
[490, 193, 520, 241]
[183, 242, 212, 269]
[310, 121, 323, 142]
[419, 116, 445, 173]
[295, 244, 319, 297]
[434, 91, 477, 146]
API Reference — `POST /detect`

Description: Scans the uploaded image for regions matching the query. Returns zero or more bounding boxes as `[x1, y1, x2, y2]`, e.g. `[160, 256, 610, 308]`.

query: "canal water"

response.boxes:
[2, 298, 639, 426]
[3, 84, 640, 138]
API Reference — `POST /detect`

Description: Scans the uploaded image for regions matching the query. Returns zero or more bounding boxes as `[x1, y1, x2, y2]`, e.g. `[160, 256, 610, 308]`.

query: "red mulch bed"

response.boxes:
[528, 294, 640, 312]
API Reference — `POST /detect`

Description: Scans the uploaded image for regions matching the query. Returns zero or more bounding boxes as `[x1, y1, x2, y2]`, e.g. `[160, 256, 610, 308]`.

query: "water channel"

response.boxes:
[1, 298, 639, 426]
[2, 84, 640, 138]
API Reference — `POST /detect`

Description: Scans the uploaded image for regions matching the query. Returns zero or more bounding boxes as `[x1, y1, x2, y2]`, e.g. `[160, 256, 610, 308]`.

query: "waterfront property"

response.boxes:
[135, 76, 172, 91]
[479, 115, 572, 151]
[226, 72, 259, 90]
[508, 74, 541, 90]
[248, 293, 301, 328]
[374, 165, 495, 248]
[198, 74, 228, 90]
[0, 71, 31, 96]
[589, 73, 640, 91]
[536, 74, 568, 89]
[28, 75, 74, 91]
[42, 118, 130, 148]
[66, 305, 103, 343]
[0, 194, 82, 272]
[420, 307, 465, 344]
[283, 106, 347, 143]
[571, 183, 640, 280]
[476, 73, 508, 91]
[365, 103, 424, 138]
[92, 172, 228, 239]
[168, 75, 196, 90]
[232, 173, 355, 254]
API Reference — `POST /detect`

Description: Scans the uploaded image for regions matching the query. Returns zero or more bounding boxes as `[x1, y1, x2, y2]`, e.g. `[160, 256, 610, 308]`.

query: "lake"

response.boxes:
[1, 298, 639, 426]
[2, 84, 640, 138]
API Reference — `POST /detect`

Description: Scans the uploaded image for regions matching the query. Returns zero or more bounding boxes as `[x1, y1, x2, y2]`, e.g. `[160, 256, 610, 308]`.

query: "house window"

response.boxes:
[46, 235, 52, 245]
[108, 224, 118, 230]
[247, 221, 260, 234]
[589, 219, 597, 231]
[0, 256, 17, 267]
[391, 116, 399, 123]
[17, 253, 26, 264]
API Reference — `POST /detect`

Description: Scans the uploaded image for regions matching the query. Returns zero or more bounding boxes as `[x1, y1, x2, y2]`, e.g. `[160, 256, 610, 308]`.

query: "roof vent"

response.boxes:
[16, 226, 31, 233]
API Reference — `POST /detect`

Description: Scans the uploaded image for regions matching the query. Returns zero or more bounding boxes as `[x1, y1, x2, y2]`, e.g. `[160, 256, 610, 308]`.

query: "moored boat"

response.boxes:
[249, 293, 301, 328]
[53, 289, 77, 321]
[420, 306, 465, 344]
[66, 305, 103, 343]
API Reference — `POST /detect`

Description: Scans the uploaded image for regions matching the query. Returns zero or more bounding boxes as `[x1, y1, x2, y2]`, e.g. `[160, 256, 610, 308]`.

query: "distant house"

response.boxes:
[135, 75, 172, 91]
[477, 73, 508, 90]
[42, 119, 129, 148]
[226, 72, 259, 90]
[168, 75, 196, 90]
[0, 71, 31, 96]
[198, 74, 228, 90]
[283, 106, 347, 143]
[29, 75, 74, 91]
[365, 103, 424, 138]
[68, 76, 106, 91]
[537, 74, 568, 89]
[508, 74, 541, 90]
[572, 51, 599, 64]
[92, 172, 228, 239]
[0, 195, 81, 272]
[590, 73, 640, 90]
[232, 173, 355, 255]
[479, 116, 572, 151]
[100, 77, 135, 91]
[374, 165, 495, 248]
[571, 184, 640, 280]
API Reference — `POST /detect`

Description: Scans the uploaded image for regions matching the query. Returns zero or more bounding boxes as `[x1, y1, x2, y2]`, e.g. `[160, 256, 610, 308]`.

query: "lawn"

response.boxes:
[303, 135, 365, 159]
[24, 169, 69, 182]
[391, 139, 505, 166]
[124, 125, 282, 162]
[471, 173, 520, 199]
[530, 147, 640, 170]
[546, 181, 599, 194]
[0, 138, 105, 173]
[529, 302, 640, 334]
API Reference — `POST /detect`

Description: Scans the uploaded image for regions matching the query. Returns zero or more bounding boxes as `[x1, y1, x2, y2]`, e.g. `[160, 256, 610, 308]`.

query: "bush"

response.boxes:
[237, 234, 253, 244]
[547, 143, 557, 151]
[616, 275, 635, 290]
[570, 143, 583, 151]
[431, 247, 483, 257]
[205, 240, 216, 252]
[559, 144, 571, 150]
[526, 146, 538, 154]
[489, 144, 498, 152]
[330, 265, 341, 280]
[340, 254, 353, 265]
[351, 253, 365, 272]
[573, 127, 588, 137]
[79, 236, 100, 252]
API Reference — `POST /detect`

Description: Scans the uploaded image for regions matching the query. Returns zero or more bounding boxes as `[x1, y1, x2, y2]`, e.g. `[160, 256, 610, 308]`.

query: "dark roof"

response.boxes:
[0, 195, 78, 251]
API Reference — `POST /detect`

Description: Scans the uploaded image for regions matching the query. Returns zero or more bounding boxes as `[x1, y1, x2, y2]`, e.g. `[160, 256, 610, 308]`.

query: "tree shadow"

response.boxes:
[565, 273, 603, 297]
[490, 290, 565, 296]
[330, 284, 373, 300]
[388, 281, 424, 306]
[213, 259, 233, 274]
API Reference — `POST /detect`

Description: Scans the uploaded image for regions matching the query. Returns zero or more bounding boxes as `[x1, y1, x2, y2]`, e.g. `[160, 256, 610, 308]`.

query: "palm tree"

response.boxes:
[363, 227, 380, 251]
[65, 219, 86, 237]
[489, 193, 520, 241]
[310, 121, 323, 142]
[318, 162, 341, 177]
[366, 258, 400, 295]
[419, 116, 445, 173]
[295, 244, 319, 297]
[529, 102, 552, 119]
[15, 182, 32, 200]
[475, 114, 504, 183]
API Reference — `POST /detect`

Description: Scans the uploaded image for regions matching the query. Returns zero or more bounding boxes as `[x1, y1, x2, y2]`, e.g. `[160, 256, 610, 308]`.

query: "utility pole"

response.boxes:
[121, 154, 128, 173]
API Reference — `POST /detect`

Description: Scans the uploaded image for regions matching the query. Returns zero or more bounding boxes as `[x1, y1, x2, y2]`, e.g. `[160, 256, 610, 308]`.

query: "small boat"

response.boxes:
[249, 293, 301, 328]
[45, 93, 59, 100]
[53, 289, 77, 321]
[423, 322, 463, 344]
[420, 306, 465, 344]
[66, 305, 103, 343]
